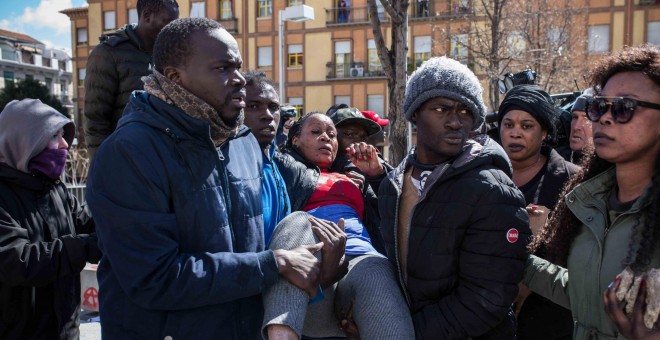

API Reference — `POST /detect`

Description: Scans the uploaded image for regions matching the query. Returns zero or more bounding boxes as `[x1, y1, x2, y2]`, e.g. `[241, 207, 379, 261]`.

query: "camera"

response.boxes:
[497, 69, 537, 94]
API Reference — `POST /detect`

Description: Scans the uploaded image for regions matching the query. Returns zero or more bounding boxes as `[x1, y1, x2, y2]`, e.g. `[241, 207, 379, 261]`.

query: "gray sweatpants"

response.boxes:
[262, 211, 414, 339]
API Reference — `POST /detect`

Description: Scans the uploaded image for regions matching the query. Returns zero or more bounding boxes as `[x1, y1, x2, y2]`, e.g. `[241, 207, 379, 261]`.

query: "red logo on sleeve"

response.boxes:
[506, 228, 519, 243]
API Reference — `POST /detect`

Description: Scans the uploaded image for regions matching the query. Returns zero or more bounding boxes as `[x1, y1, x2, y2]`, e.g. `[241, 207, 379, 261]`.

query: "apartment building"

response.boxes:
[61, 0, 659, 132]
[0, 29, 74, 111]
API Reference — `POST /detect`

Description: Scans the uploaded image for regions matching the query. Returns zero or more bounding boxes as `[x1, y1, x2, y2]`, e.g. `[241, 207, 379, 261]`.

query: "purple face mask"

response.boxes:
[28, 148, 69, 180]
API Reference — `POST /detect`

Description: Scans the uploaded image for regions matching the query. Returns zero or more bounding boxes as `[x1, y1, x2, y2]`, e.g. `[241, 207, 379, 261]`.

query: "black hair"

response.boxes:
[153, 17, 223, 73]
[137, 0, 179, 18]
[243, 70, 276, 92]
[283, 111, 326, 151]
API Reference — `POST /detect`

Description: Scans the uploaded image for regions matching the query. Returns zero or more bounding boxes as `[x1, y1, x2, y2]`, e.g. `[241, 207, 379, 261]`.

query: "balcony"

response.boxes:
[325, 61, 386, 80]
[325, 6, 389, 26]
[410, 3, 474, 19]
[217, 17, 238, 33]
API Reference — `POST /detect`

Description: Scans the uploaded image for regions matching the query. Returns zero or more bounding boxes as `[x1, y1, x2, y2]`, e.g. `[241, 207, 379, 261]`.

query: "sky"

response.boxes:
[0, 0, 89, 54]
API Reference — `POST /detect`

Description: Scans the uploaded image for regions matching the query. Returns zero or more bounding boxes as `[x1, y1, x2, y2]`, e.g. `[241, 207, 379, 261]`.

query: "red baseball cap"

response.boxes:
[361, 110, 389, 127]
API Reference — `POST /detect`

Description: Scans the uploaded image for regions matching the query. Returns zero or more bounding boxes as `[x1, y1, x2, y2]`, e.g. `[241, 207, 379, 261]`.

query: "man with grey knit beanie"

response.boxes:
[377, 56, 531, 339]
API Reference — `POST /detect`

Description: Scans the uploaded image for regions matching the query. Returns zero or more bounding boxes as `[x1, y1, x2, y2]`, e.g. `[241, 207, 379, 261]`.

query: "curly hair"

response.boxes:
[588, 44, 660, 93]
[153, 18, 224, 73]
[137, 0, 179, 18]
[530, 45, 660, 272]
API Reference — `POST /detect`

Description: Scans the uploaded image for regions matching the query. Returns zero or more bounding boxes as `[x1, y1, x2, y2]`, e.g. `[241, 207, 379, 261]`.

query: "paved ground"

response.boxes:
[80, 310, 101, 340]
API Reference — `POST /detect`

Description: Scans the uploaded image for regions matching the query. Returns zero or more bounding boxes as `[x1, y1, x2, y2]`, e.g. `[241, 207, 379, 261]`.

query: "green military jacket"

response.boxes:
[524, 167, 659, 340]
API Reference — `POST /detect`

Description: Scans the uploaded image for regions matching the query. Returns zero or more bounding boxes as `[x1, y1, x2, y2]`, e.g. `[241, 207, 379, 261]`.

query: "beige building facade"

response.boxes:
[62, 0, 659, 134]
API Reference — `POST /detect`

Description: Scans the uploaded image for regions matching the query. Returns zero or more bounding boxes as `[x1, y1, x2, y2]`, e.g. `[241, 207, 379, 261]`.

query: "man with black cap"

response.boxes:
[328, 107, 393, 186]
[377, 56, 530, 339]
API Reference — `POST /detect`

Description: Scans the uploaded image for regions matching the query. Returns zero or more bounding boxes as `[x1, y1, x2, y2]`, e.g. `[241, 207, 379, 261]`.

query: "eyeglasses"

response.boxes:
[586, 96, 660, 124]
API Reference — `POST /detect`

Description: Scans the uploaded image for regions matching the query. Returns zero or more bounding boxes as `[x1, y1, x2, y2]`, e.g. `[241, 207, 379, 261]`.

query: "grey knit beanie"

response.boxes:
[404, 56, 486, 130]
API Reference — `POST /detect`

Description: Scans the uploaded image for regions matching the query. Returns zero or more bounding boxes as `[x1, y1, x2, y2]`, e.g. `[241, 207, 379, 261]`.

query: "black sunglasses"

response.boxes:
[586, 96, 660, 124]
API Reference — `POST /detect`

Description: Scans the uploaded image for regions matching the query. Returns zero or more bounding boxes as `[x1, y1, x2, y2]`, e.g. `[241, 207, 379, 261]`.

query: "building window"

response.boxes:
[190, 2, 206, 17]
[451, 0, 470, 13]
[77, 28, 88, 45]
[648, 22, 659, 46]
[288, 44, 303, 67]
[289, 0, 303, 5]
[450, 34, 468, 63]
[78, 68, 86, 87]
[128, 8, 139, 24]
[104, 11, 116, 30]
[335, 41, 351, 78]
[220, 0, 233, 19]
[588, 25, 610, 53]
[2, 71, 14, 84]
[367, 39, 382, 74]
[508, 32, 526, 55]
[258, 0, 272, 17]
[413, 36, 431, 69]
[45, 77, 52, 91]
[288, 97, 303, 117]
[335, 95, 351, 106]
[0, 44, 17, 61]
[258, 46, 273, 68]
[26, 74, 34, 81]
[367, 94, 385, 116]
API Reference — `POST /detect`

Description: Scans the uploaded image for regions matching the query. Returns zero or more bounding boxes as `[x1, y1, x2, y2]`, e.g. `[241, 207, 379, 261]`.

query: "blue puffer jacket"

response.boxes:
[86, 92, 279, 340]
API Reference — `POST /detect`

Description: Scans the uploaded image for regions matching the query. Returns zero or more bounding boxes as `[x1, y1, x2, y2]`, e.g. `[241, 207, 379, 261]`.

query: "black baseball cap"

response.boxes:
[329, 107, 381, 136]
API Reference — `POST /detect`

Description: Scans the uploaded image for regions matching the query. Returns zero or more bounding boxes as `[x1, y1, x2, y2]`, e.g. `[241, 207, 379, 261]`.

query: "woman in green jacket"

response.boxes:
[523, 44, 659, 340]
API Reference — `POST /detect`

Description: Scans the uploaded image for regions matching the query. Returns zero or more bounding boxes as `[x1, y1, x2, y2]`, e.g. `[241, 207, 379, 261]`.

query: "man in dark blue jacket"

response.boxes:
[86, 18, 323, 339]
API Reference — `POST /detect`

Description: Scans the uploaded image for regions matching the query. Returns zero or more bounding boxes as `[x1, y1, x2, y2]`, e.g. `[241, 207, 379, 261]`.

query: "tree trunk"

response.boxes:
[367, 0, 409, 166]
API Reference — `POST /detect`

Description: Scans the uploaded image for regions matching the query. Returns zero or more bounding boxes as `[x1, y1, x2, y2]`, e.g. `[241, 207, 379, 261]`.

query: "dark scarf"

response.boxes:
[28, 148, 68, 180]
[142, 70, 244, 146]
[498, 85, 558, 143]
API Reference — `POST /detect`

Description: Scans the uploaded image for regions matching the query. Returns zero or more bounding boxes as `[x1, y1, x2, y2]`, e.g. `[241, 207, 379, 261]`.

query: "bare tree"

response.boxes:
[437, 0, 588, 111]
[518, 0, 588, 95]
[367, 0, 409, 165]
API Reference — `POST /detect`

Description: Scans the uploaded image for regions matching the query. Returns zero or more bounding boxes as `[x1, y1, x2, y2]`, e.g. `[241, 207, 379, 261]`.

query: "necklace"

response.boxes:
[514, 153, 543, 173]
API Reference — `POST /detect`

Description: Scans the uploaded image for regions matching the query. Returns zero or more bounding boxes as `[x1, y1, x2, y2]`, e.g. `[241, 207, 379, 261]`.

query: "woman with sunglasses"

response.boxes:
[524, 44, 659, 339]
[497, 85, 579, 340]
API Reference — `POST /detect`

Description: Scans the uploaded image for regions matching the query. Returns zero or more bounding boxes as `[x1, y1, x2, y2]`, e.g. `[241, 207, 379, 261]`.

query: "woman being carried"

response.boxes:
[263, 112, 413, 340]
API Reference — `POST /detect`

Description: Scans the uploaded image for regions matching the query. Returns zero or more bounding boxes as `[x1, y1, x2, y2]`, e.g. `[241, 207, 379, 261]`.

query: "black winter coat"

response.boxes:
[274, 149, 386, 254]
[84, 24, 152, 159]
[0, 164, 96, 339]
[378, 136, 531, 340]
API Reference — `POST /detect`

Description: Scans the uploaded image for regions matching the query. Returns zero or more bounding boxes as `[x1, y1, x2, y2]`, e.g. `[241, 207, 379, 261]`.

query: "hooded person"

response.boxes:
[497, 85, 578, 340]
[377, 56, 530, 339]
[0, 99, 100, 339]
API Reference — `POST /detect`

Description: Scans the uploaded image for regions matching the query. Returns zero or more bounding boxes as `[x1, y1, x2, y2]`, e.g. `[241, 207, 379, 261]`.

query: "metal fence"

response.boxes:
[66, 184, 87, 205]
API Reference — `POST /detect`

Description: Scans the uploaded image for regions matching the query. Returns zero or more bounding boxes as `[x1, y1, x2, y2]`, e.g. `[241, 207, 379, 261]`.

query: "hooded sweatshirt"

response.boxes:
[0, 98, 74, 173]
[0, 98, 96, 340]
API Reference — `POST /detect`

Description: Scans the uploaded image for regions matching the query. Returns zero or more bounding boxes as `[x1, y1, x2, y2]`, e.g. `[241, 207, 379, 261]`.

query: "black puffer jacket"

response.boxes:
[84, 24, 151, 159]
[274, 149, 385, 254]
[378, 136, 531, 340]
[0, 165, 97, 339]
